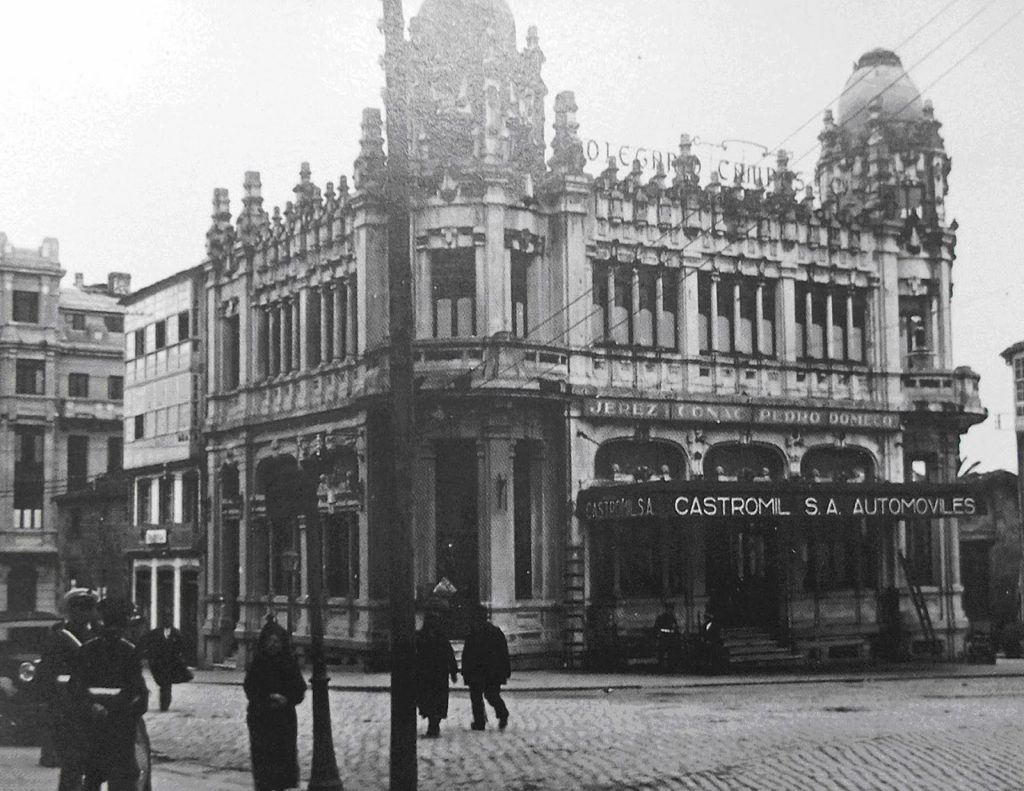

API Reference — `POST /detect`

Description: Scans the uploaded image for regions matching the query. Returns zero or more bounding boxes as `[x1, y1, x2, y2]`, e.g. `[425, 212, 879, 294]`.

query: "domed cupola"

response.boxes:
[816, 48, 949, 229]
[408, 0, 547, 192]
[835, 49, 926, 143]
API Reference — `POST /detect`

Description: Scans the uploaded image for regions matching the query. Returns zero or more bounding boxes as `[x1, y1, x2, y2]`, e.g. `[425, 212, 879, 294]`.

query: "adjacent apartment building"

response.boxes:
[121, 267, 205, 662]
[0, 231, 127, 616]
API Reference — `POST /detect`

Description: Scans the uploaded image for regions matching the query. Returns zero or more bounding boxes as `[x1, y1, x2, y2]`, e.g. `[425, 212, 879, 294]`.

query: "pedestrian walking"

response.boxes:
[461, 605, 511, 731]
[36, 587, 98, 788]
[139, 616, 192, 712]
[244, 619, 307, 791]
[70, 596, 150, 791]
[415, 610, 458, 737]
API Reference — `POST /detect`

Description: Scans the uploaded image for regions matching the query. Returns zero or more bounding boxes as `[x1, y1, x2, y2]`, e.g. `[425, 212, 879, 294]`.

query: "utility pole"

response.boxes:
[382, 0, 417, 788]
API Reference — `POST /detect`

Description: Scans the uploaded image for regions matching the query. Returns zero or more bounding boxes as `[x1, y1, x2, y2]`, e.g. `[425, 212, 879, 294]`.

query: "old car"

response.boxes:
[0, 610, 61, 745]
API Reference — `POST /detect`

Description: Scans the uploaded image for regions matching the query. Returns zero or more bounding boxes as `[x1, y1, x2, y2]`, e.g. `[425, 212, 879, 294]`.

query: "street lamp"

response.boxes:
[301, 509, 344, 790]
[281, 547, 300, 635]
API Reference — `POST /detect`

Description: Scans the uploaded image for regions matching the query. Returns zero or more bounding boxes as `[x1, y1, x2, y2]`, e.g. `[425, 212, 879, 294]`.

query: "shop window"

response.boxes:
[7, 565, 38, 612]
[107, 437, 123, 472]
[431, 249, 476, 338]
[514, 442, 533, 600]
[325, 513, 359, 598]
[67, 435, 88, 490]
[16, 360, 45, 395]
[12, 291, 40, 323]
[108, 375, 124, 401]
[68, 373, 89, 398]
[104, 314, 124, 333]
[511, 251, 530, 339]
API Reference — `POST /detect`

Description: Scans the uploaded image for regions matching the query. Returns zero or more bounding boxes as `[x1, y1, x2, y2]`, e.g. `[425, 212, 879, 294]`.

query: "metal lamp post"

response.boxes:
[302, 506, 344, 790]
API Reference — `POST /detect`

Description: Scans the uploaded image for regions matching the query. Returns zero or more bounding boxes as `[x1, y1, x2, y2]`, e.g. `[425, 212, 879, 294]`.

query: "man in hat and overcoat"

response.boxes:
[37, 587, 98, 790]
[460, 605, 511, 731]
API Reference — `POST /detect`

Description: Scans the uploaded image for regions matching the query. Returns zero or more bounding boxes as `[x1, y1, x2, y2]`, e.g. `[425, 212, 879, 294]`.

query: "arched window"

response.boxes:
[703, 443, 785, 482]
[7, 564, 38, 613]
[800, 447, 875, 482]
[594, 440, 687, 483]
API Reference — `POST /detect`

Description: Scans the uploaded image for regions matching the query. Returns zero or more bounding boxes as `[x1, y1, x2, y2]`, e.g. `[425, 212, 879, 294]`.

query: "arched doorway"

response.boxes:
[702, 443, 787, 627]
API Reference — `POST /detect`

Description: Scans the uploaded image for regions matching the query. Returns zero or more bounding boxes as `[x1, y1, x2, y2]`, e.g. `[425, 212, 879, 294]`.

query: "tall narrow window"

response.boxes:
[159, 477, 173, 524]
[68, 373, 89, 398]
[154, 320, 167, 350]
[67, 435, 88, 490]
[590, 264, 608, 345]
[698, 272, 712, 353]
[737, 281, 755, 355]
[849, 292, 867, 362]
[610, 268, 632, 345]
[108, 376, 124, 401]
[658, 269, 678, 350]
[14, 428, 44, 529]
[716, 276, 734, 352]
[134, 329, 145, 357]
[68, 312, 86, 330]
[134, 414, 145, 440]
[223, 314, 240, 389]
[758, 281, 776, 357]
[636, 268, 656, 347]
[431, 249, 476, 338]
[511, 252, 529, 338]
[12, 291, 40, 323]
[15, 360, 45, 395]
[177, 310, 190, 342]
[136, 479, 151, 526]
[514, 443, 533, 600]
[307, 291, 322, 367]
[832, 292, 847, 359]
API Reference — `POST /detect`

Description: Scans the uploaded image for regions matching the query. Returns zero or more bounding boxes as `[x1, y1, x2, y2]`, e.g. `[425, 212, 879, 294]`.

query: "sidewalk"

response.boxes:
[195, 656, 1024, 692]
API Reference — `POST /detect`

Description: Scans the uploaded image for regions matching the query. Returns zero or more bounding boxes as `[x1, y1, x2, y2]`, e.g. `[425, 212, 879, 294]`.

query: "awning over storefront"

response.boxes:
[576, 480, 987, 522]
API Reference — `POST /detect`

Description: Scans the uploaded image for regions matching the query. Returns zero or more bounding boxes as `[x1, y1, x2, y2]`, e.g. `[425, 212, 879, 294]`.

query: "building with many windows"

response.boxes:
[0, 232, 128, 616]
[192, 0, 985, 668]
[121, 267, 205, 662]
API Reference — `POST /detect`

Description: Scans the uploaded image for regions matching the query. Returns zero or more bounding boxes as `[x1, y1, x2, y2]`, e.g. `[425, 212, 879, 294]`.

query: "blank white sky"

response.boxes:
[0, 0, 1019, 471]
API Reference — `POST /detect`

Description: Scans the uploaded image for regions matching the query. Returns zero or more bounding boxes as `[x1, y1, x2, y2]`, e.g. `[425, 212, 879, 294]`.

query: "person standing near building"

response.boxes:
[37, 588, 98, 789]
[415, 609, 458, 737]
[139, 616, 192, 712]
[653, 601, 680, 672]
[244, 619, 307, 791]
[461, 605, 511, 731]
[70, 597, 150, 791]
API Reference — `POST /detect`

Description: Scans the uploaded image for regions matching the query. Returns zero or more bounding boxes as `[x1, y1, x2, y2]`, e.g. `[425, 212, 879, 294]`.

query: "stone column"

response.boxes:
[846, 291, 855, 361]
[605, 267, 615, 343]
[630, 267, 640, 345]
[709, 274, 720, 352]
[731, 280, 741, 353]
[172, 559, 182, 629]
[654, 271, 665, 348]
[779, 276, 797, 362]
[413, 443, 437, 592]
[755, 281, 765, 355]
[149, 559, 159, 629]
[320, 287, 331, 363]
[415, 249, 433, 340]
[149, 476, 160, 525]
[172, 473, 183, 524]
[299, 516, 309, 600]
[825, 290, 835, 360]
[480, 435, 515, 607]
[929, 290, 940, 369]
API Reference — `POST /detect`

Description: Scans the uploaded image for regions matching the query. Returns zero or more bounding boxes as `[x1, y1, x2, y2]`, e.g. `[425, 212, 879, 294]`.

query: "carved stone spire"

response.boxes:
[293, 161, 319, 216]
[353, 108, 386, 193]
[548, 91, 585, 175]
[206, 188, 235, 269]
[673, 134, 701, 188]
[237, 171, 269, 260]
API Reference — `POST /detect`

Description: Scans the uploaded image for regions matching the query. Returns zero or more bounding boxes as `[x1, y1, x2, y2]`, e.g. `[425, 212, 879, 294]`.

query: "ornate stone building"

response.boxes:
[197, 2, 984, 667]
[0, 232, 127, 617]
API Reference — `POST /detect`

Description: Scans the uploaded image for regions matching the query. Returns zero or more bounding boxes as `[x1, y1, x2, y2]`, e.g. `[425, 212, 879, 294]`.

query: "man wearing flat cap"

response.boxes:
[37, 587, 98, 790]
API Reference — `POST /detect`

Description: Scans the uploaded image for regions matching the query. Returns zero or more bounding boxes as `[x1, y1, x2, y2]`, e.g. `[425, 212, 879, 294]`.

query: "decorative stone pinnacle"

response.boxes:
[206, 188, 235, 267]
[548, 90, 586, 175]
[673, 133, 700, 187]
[354, 108, 386, 192]
[238, 171, 269, 256]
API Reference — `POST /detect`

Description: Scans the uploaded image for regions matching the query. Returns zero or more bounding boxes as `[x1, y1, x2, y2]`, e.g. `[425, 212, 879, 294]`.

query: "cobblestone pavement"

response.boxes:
[134, 671, 1024, 790]
[5, 668, 1024, 790]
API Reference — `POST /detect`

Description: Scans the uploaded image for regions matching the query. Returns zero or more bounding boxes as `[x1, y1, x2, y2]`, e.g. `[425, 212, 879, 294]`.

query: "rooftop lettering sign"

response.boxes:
[582, 398, 901, 431]
[583, 137, 808, 193]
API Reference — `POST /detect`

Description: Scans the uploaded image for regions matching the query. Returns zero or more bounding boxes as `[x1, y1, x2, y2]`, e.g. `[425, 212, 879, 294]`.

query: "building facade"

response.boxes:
[122, 267, 205, 662]
[196, 0, 985, 667]
[0, 232, 128, 616]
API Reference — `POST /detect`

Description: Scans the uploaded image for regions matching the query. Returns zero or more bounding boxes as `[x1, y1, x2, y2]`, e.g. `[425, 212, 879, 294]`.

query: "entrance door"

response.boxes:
[705, 520, 780, 628]
[435, 441, 479, 638]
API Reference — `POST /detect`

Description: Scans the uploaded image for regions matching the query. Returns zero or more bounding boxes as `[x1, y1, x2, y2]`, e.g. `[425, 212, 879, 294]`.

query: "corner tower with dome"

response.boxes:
[192, 2, 985, 671]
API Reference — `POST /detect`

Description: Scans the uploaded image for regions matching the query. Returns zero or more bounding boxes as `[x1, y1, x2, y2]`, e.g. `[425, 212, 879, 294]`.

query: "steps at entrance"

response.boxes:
[720, 627, 804, 671]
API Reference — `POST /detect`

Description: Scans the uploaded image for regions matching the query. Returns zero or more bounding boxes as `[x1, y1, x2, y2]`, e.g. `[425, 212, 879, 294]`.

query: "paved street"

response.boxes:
[5, 663, 1024, 790]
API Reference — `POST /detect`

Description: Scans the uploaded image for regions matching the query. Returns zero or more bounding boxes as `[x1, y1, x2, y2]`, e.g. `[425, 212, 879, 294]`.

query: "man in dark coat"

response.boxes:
[139, 617, 190, 711]
[244, 619, 306, 791]
[415, 610, 458, 737]
[37, 587, 98, 789]
[460, 605, 511, 731]
[653, 601, 680, 672]
[70, 597, 149, 791]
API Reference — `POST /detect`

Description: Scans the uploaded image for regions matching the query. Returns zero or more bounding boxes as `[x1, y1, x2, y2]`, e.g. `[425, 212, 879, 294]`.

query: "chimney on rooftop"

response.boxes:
[74, 273, 84, 288]
[108, 272, 131, 296]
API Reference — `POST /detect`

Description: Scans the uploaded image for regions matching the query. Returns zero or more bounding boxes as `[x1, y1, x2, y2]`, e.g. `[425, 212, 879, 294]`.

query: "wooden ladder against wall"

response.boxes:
[897, 550, 940, 655]
[564, 542, 586, 669]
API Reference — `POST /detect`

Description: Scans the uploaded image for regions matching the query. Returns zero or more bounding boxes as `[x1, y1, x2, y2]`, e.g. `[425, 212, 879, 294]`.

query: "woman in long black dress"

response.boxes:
[244, 620, 307, 791]
[415, 610, 458, 737]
